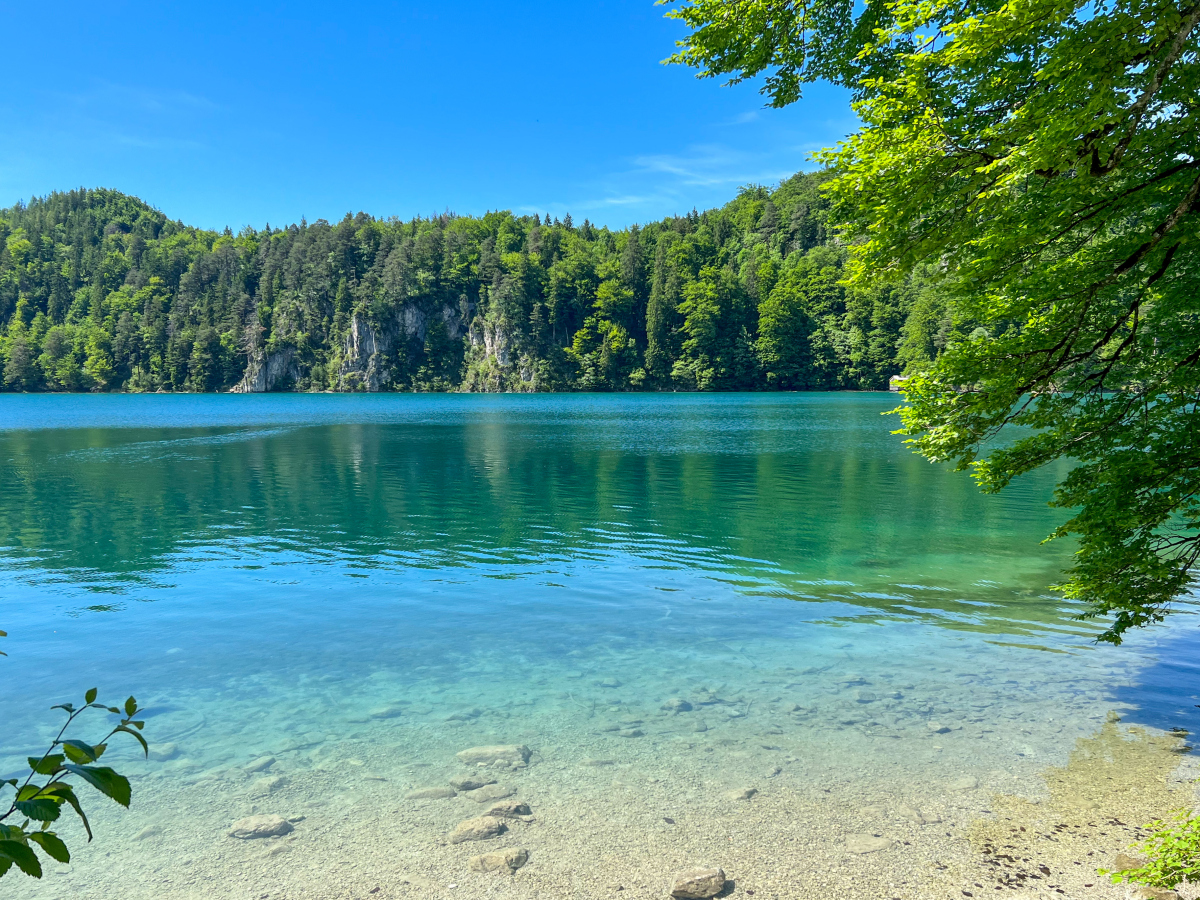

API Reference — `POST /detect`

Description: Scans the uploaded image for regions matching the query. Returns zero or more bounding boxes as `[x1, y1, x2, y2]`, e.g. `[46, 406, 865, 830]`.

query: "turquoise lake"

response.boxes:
[0, 393, 1196, 900]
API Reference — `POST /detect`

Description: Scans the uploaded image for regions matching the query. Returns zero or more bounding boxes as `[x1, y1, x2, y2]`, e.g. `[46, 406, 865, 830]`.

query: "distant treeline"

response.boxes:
[0, 175, 957, 393]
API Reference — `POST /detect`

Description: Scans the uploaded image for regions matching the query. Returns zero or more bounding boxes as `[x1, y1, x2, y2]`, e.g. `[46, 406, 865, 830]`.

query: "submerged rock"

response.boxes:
[727, 788, 758, 801]
[229, 815, 294, 839]
[663, 698, 693, 713]
[1112, 852, 1148, 872]
[465, 784, 515, 803]
[670, 866, 727, 898]
[845, 834, 893, 854]
[469, 847, 529, 873]
[448, 815, 507, 844]
[406, 786, 457, 800]
[896, 805, 940, 824]
[250, 775, 288, 796]
[456, 745, 532, 768]
[1131, 888, 1181, 900]
[368, 704, 405, 719]
[485, 800, 531, 818]
[450, 777, 496, 792]
[948, 775, 978, 791]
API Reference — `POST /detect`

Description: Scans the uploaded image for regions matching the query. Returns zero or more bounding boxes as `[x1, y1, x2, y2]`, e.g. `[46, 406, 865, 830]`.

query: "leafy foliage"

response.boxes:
[0, 682, 147, 880]
[1103, 808, 1200, 889]
[0, 180, 928, 395]
[665, 0, 1200, 642]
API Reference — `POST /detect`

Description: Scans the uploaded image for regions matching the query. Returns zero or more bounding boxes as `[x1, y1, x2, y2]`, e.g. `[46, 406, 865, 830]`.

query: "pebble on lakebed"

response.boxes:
[670, 866, 727, 899]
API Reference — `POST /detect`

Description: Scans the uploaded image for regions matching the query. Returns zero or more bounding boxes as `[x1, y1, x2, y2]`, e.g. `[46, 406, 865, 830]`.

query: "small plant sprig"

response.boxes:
[0, 685, 148, 879]
[1102, 807, 1200, 890]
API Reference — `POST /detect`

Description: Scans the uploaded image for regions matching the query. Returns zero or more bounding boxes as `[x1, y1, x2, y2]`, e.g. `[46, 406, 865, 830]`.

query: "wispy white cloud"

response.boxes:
[631, 144, 799, 188]
[43, 81, 220, 114]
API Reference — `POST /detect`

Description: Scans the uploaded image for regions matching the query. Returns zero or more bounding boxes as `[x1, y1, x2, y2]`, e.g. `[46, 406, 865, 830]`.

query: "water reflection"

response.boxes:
[1, 393, 1075, 635]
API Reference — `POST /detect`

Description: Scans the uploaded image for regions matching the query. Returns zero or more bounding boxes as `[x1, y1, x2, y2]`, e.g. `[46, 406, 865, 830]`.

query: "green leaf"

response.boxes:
[114, 725, 149, 757]
[61, 765, 131, 808]
[27, 832, 69, 864]
[40, 785, 91, 841]
[124, 697, 137, 717]
[51, 704, 74, 714]
[27, 755, 64, 776]
[84, 688, 97, 705]
[0, 857, 11, 877]
[0, 839, 42, 878]
[14, 799, 60, 823]
[61, 741, 99, 764]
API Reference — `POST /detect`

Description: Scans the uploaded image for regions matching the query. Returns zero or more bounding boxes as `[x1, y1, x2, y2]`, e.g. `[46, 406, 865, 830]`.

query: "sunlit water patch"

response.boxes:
[0, 394, 1196, 900]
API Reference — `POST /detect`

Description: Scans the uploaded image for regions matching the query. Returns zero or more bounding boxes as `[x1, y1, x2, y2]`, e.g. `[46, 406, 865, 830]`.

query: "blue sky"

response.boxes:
[1, 0, 855, 231]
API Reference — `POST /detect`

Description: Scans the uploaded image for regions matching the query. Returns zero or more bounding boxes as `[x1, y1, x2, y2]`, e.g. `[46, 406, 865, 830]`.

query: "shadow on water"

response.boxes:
[1108, 617, 1200, 735]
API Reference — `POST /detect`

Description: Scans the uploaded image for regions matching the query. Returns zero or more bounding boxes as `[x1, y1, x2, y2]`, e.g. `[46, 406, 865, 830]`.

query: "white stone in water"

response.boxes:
[406, 786, 457, 800]
[670, 866, 727, 899]
[456, 745, 532, 767]
[448, 815, 506, 844]
[727, 787, 758, 801]
[228, 815, 294, 839]
[469, 847, 529, 873]
[845, 834, 893, 854]
[663, 697, 693, 712]
[948, 775, 979, 791]
[244, 755, 275, 773]
[927, 721, 951, 734]
[148, 742, 180, 762]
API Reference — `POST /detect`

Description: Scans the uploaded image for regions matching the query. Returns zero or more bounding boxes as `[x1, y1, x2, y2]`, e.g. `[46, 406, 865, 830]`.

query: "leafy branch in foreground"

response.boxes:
[0, 686, 148, 879]
[663, 0, 1200, 643]
[1102, 807, 1200, 890]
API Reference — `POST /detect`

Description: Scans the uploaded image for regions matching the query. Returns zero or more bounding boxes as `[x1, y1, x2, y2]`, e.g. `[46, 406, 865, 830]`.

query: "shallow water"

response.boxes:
[1, 393, 1196, 900]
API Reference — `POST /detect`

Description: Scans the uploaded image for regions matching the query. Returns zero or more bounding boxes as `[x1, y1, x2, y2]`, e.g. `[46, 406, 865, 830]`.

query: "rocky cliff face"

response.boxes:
[470, 318, 513, 368]
[337, 315, 393, 392]
[232, 348, 299, 393]
[336, 304, 467, 391]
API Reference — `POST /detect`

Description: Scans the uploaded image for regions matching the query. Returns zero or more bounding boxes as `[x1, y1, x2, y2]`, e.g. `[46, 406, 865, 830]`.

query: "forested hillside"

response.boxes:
[0, 175, 953, 393]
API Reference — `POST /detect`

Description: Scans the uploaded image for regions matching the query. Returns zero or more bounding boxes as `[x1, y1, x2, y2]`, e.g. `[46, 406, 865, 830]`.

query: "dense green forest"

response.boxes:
[0, 174, 951, 393]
